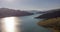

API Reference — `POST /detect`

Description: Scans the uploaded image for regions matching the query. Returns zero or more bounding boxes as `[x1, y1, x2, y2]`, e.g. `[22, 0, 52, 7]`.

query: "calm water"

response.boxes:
[18, 14, 51, 32]
[0, 14, 51, 32]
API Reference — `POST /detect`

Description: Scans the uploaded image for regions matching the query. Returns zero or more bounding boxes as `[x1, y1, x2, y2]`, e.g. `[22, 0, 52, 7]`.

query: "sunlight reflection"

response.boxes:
[1, 17, 20, 32]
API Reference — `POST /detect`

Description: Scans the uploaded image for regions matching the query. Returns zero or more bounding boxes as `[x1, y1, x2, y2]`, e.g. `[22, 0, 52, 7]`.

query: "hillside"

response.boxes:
[38, 17, 60, 32]
[35, 9, 60, 19]
[0, 8, 33, 18]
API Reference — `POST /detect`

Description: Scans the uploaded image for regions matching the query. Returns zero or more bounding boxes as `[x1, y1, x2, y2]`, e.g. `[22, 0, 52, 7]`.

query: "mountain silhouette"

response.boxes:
[0, 8, 33, 18]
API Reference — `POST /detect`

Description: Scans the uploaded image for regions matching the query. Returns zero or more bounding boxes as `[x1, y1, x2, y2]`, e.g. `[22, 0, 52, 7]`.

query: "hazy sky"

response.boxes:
[0, 0, 60, 11]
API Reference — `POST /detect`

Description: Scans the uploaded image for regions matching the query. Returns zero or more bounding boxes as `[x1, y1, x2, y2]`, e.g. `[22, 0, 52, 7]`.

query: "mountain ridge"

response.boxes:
[0, 8, 33, 18]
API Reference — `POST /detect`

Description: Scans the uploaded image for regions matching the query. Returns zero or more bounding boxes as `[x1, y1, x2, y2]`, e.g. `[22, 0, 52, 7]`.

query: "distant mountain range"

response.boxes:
[0, 8, 33, 18]
[27, 10, 47, 14]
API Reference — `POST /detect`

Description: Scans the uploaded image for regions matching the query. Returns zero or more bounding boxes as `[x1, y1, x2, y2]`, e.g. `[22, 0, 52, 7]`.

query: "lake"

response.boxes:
[0, 14, 51, 32]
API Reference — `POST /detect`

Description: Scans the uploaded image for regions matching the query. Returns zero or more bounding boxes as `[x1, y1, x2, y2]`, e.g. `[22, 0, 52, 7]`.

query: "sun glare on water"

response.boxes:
[1, 17, 19, 32]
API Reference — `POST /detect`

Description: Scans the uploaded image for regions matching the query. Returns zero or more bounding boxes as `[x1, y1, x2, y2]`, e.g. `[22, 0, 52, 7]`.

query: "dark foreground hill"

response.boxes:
[0, 8, 33, 18]
[35, 9, 60, 19]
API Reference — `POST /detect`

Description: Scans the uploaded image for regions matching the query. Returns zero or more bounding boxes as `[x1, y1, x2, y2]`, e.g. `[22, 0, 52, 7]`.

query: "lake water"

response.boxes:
[0, 14, 51, 32]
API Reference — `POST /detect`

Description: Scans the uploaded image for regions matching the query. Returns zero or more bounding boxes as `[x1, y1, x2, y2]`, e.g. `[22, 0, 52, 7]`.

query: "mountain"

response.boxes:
[27, 10, 39, 13]
[0, 8, 33, 18]
[36, 11, 47, 14]
[35, 9, 60, 19]
[27, 10, 46, 14]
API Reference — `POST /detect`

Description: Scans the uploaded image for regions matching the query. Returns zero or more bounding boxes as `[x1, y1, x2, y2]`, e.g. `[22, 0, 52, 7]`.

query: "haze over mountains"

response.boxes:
[27, 10, 47, 14]
[0, 8, 49, 18]
[0, 8, 33, 18]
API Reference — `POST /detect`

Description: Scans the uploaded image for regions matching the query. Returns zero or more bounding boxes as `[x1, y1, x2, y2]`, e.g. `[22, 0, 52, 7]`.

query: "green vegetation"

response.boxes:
[38, 17, 60, 32]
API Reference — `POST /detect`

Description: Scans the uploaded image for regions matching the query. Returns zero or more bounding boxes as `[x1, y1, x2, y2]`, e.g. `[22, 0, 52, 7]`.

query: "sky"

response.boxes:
[0, 0, 60, 11]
